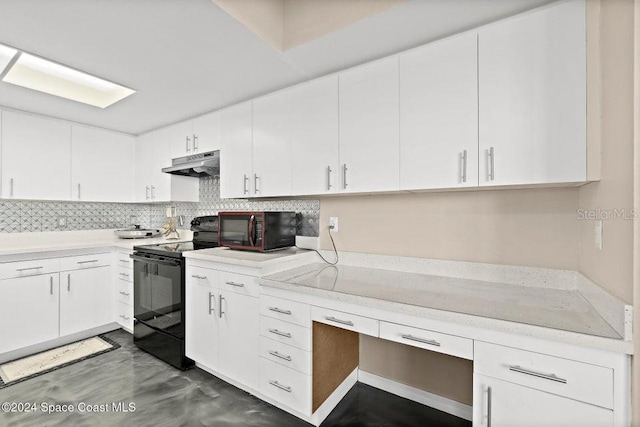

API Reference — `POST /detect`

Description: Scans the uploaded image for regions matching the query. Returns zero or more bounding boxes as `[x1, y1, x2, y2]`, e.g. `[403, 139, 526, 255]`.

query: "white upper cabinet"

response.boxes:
[168, 120, 195, 159]
[339, 57, 400, 193]
[1, 110, 71, 200]
[478, 0, 586, 186]
[71, 125, 135, 202]
[220, 102, 253, 199]
[193, 111, 221, 153]
[400, 33, 479, 190]
[290, 76, 340, 195]
[253, 90, 292, 197]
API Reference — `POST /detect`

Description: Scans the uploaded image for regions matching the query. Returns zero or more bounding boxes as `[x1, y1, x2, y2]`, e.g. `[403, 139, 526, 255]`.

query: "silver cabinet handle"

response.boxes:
[145, 185, 150, 200]
[77, 259, 99, 264]
[208, 292, 215, 315]
[269, 350, 292, 361]
[119, 314, 130, 320]
[150, 185, 155, 199]
[193, 134, 198, 151]
[488, 147, 495, 181]
[77, 183, 81, 200]
[67, 273, 71, 291]
[16, 266, 43, 272]
[191, 274, 207, 279]
[460, 150, 468, 183]
[243, 174, 249, 195]
[254, 174, 259, 194]
[342, 164, 348, 189]
[219, 295, 224, 318]
[269, 380, 291, 393]
[119, 272, 129, 277]
[50, 276, 53, 295]
[119, 291, 130, 296]
[186, 136, 191, 152]
[10, 178, 14, 197]
[487, 386, 492, 427]
[508, 365, 567, 384]
[401, 334, 441, 347]
[269, 307, 291, 315]
[325, 316, 354, 327]
[268, 328, 292, 338]
[327, 166, 332, 190]
[225, 281, 244, 287]
[119, 259, 129, 263]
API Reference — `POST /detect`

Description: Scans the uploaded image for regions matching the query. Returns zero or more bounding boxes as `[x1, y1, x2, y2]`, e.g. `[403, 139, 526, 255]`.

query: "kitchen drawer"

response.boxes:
[219, 271, 259, 297]
[186, 266, 218, 288]
[59, 252, 111, 271]
[311, 306, 379, 337]
[475, 341, 613, 409]
[114, 252, 133, 269]
[115, 301, 133, 331]
[379, 321, 473, 360]
[259, 357, 311, 415]
[115, 266, 133, 283]
[260, 316, 311, 351]
[115, 279, 133, 305]
[0, 258, 59, 280]
[260, 336, 311, 375]
[260, 295, 310, 327]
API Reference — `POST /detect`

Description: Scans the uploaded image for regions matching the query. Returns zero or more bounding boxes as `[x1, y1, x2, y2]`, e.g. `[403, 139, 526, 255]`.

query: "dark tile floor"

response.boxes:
[0, 330, 471, 427]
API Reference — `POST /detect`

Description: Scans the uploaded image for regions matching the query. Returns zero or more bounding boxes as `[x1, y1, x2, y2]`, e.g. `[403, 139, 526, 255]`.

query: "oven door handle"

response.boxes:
[248, 215, 256, 247]
[130, 255, 181, 267]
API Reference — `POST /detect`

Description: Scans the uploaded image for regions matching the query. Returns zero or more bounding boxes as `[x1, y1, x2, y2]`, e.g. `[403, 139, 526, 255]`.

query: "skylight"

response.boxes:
[0, 44, 18, 74]
[1, 47, 135, 108]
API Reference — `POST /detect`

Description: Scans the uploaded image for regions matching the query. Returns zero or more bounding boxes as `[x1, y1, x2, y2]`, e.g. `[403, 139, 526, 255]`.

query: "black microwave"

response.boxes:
[218, 211, 296, 252]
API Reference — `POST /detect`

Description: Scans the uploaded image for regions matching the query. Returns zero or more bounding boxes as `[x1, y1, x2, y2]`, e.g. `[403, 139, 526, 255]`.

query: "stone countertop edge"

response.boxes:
[258, 277, 633, 356]
[183, 247, 317, 268]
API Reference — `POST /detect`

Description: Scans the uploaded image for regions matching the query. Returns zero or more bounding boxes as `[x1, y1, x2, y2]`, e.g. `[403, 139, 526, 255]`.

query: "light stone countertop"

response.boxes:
[260, 262, 632, 354]
[183, 246, 317, 268]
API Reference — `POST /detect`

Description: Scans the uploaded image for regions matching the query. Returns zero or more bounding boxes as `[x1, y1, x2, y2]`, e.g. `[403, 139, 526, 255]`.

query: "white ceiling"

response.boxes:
[0, 0, 553, 135]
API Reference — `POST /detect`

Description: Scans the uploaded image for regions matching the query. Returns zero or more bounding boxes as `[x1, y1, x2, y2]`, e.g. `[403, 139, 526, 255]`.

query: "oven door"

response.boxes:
[131, 254, 184, 339]
[219, 212, 262, 250]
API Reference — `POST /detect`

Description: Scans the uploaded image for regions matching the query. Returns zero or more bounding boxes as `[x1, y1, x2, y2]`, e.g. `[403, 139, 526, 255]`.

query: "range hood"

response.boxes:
[162, 150, 220, 177]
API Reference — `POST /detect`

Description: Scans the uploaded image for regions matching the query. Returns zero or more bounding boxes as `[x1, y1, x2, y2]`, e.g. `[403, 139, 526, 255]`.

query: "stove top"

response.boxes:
[134, 240, 218, 258]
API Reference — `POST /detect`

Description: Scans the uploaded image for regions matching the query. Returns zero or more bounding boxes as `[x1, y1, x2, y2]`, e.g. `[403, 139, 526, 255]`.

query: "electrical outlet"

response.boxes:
[329, 217, 338, 232]
[594, 220, 603, 250]
[57, 216, 67, 228]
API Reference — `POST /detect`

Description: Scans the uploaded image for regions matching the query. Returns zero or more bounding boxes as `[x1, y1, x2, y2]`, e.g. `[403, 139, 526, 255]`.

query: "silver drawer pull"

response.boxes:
[119, 291, 130, 296]
[225, 281, 245, 287]
[325, 316, 354, 327]
[400, 334, 441, 347]
[119, 272, 129, 277]
[77, 260, 99, 264]
[16, 266, 43, 271]
[268, 380, 291, 393]
[119, 315, 130, 320]
[268, 328, 292, 338]
[508, 365, 567, 384]
[269, 307, 292, 315]
[269, 351, 292, 361]
[119, 259, 129, 263]
[191, 275, 207, 279]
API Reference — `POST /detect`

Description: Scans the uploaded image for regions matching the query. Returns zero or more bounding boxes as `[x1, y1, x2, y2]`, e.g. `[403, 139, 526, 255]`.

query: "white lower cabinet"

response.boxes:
[473, 374, 613, 427]
[185, 280, 219, 371]
[60, 266, 111, 336]
[0, 274, 59, 354]
[259, 357, 312, 415]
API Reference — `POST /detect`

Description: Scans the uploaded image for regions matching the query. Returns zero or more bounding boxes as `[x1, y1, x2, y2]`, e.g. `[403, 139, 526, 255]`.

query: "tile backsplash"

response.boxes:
[0, 177, 320, 236]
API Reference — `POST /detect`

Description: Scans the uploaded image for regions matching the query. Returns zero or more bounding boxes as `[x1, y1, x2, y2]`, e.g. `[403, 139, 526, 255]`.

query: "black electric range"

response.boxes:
[130, 215, 218, 370]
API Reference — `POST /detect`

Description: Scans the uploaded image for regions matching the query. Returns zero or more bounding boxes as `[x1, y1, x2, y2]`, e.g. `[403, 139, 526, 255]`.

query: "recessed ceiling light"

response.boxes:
[2, 51, 135, 108]
[0, 43, 18, 74]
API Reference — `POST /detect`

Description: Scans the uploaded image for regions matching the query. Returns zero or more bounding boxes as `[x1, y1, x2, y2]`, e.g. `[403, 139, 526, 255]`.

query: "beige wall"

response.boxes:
[214, 0, 284, 50]
[633, 0, 639, 424]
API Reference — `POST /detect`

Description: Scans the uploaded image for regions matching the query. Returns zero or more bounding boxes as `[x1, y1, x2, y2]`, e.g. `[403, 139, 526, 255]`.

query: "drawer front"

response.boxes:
[219, 271, 259, 297]
[260, 295, 310, 327]
[115, 266, 133, 283]
[0, 258, 59, 280]
[260, 336, 311, 375]
[116, 279, 133, 305]
[186, 266, 218, 288]
[259, 357, 311, 415]
[114, 252, 133, 269]
[260, 316, 311, 351]
[380, 321, 473, 360]
[475, 341, 613, 409]
[116, 301, 133, 331]
[311, 306, 379, 337]
[60, 252, 111, 271]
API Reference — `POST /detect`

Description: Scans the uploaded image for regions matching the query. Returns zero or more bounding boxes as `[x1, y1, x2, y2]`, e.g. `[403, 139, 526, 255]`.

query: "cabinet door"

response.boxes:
[148, 127, 172, 202]
[193, 111, 221, 153]
[168, 121, 195, 159]
[478, 0, 586, 186]
[1, 110, 71, 200]
[134, 132, 155, 202]
[0, 274, 59, 354]
[291, 76, 340, 195]
[185, 282, 219, 371]
[60, 267, 111, 336]
[253, 91, 292, 197]
[473, 374, 613, 427]
[339, 57, 400, 193]
[400, 32, 478, 190]
[220, 102, 253, 199]
[218, 290, 259, 390]
[71, 125, 135, 202]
